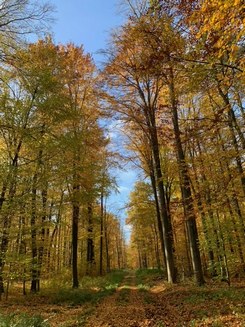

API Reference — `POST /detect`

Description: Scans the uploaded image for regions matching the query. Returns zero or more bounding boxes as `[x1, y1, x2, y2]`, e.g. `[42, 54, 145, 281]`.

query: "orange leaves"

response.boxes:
[189, 0, 244, 73]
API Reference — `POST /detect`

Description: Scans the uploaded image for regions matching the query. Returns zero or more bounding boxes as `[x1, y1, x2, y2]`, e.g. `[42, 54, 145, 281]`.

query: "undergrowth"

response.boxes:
[183, 287, 245, 304]
[135, 268, 164, 287]
[41, 269, 126, 306]
[0, 314, 49, 327]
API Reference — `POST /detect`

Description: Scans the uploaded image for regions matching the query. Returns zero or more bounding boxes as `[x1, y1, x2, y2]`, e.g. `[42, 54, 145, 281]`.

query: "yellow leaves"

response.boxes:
[191, 0, 244, 67]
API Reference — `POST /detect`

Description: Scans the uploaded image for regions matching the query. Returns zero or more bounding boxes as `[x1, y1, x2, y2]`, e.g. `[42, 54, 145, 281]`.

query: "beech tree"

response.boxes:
[104, 21, 177, 283]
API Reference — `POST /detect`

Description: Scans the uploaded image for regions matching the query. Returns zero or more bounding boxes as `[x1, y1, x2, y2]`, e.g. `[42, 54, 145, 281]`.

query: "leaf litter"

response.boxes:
[0, 273, 244, 326]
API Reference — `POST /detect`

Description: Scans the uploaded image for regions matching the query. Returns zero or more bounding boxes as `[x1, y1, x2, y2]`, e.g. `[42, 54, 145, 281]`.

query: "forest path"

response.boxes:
[85, 270, 155, 327]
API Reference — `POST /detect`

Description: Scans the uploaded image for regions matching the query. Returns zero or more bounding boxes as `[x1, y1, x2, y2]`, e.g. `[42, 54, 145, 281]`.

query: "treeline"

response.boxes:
[104, 0, 245, 285]
[0, 1, 126, 295]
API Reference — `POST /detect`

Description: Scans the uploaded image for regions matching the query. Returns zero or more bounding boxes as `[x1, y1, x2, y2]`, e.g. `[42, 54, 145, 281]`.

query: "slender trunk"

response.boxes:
[37, 186, 48, 291]
[46, 200, 55, 275]
[150, 120, 176, 282]
[0, 88, 37, 294]
[138, 244, 142, 269]
[72, 182, 80, 288]
[31, 173, 38, 293]
[217, 85, 245, 194]
[104, 210, 110, 273]
[149, 169, 167, 268]
[217, 151, 245, 268]
[116, 235, 121, 269]
[87, 204, 95, 275]
[195, 140, 228, 277]
[0, 156, 20, 293]
[188, 143, 217, 277]
[99, 192, 104, 275]
[216, 211, 230, 284]
[152, 221, 161, 269]
[0, 182, 16, 293]
[168, 66, 204, 285]
[136, 79, 176, 282]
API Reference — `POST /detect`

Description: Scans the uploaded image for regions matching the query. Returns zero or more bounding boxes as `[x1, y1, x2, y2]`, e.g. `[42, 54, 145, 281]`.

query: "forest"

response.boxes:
[0, 0, 244, 326]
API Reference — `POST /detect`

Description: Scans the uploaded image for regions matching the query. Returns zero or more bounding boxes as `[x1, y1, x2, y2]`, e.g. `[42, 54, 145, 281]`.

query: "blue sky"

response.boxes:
[51, 0, 124, 63]
[51, 0, 137, 238]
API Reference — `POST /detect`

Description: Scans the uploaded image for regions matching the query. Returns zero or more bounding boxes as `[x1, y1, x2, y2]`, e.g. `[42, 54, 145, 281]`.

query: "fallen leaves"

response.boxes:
[0, 274, 244, 326]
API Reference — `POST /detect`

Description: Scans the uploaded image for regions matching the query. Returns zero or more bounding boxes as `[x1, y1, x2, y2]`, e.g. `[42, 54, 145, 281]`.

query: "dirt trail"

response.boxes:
[85, 271, 154, 327]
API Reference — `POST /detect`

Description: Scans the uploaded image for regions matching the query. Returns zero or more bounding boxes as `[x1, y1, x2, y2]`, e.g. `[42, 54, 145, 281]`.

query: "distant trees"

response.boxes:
[127, 181, 162, 269]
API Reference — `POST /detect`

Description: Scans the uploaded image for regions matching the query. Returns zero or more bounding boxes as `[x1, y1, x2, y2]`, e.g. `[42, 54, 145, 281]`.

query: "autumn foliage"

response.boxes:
[0, 0, 244, 304]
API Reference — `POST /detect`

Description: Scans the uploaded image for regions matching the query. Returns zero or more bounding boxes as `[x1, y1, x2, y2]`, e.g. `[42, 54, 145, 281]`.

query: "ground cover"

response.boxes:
[0, 270, 244, 326]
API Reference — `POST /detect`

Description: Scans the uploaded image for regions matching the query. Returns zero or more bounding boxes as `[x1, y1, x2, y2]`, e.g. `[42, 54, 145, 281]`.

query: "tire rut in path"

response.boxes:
[85, 271, 153, 327]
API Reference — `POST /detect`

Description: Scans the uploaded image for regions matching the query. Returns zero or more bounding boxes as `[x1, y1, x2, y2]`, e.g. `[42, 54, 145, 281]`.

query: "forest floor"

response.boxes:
[0, 270, 244, 326]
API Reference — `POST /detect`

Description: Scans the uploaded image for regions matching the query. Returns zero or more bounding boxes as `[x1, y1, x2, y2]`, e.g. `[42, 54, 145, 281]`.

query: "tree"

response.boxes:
[56, 44, 107, 287]
[103, 20, 177, 283]
[0, 0, 53, 44]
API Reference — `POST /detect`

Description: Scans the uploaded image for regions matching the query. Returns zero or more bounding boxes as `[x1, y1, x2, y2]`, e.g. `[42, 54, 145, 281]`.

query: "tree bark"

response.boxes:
[86, 204, 95, 275]
[31, 173, 38, 293]
[72, 184, 80, 288]
[168, 66, 204, 285]
[99, 192, 104, 275]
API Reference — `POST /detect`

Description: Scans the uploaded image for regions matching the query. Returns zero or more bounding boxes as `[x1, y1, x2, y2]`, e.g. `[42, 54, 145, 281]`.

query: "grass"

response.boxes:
[137, 283, 150, 291]
[0, 270, 127, 326]
[50, 287, 115, 306]
[176, 285, 245, 326]
[135, 268, 164, 287]
[0, 314, 50, 327]
[189, 319, 226, 327]
[183, 286, 245, 304]
[42, 269, 127, 306]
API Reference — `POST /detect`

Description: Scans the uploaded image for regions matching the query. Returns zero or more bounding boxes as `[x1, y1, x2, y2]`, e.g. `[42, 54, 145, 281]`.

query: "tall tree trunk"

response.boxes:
[87, 204, 95, 275]
[0, 135, 24, 293]
[135, 78, 176, 282]
[31, 173, 38, 293]
[217, 84, 245, 195]
[168, 66, 204, 285]
[72, 184, 80, 288]
[152, 221, 161, 269]
[99, 192, 104, 275]
[148, 114, 176, 283]
[149, 169, 167, 268]
[188, 142, 217, 277]
[104, 210, 111, 273]
[37, 186, 48, 291]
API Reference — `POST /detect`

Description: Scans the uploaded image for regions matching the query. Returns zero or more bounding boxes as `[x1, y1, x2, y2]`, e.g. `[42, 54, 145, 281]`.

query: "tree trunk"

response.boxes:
[31, 173, 38, 293]
[149, 169, 167, 268]
[104, 211, 111, 273]
[72, 184, 80, 288]
[168, 66, 204, 285]
[148, 113, 176, 283]
[87, 204, 95, 275]
[37, 186, 48, 291]
[99, 192, 104, 275]
[217, 84, 245, 195]
[188, 143, 217, 277]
